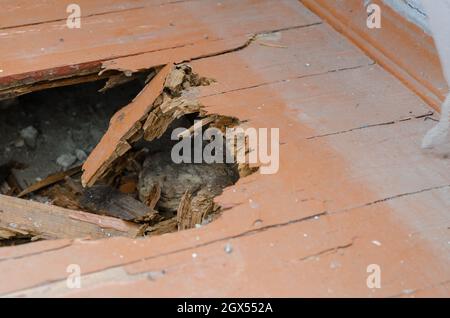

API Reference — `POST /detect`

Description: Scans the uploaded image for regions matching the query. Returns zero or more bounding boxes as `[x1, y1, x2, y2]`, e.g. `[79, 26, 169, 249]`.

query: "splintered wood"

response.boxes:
[80, 64, 172, 187]
[1, 63, 249, 245]
[82, 63, 213, 187]
[0, 194, 141, 241]
[138, 152, 239, 230]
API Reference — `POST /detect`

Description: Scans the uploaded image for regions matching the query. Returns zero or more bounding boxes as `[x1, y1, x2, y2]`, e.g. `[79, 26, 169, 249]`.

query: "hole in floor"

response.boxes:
[0, 65, 256, 246]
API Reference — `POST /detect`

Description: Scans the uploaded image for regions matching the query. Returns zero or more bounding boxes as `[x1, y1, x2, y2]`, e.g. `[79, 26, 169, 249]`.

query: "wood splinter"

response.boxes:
[0, 194, 141, 240]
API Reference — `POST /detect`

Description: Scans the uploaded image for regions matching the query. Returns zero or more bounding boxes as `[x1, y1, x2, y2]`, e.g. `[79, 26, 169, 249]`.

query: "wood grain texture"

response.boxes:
[0, 0, 319, 96]
[0, 194, 141, 240]
[301, 0, 447, 111]
[0, 0, 449, 297]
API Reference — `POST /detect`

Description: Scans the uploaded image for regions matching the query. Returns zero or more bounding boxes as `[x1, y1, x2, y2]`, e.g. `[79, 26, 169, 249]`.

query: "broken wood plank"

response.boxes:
[0, 194, 141, 240]
[0, 0, 166, 30]
[98, 72, 142, 93]
[82, 63, 216, 187]
[0, 69, 112, 101]
[81, 64, 172, 187]
[0, 0, 318, 95]
[0, 228, 17, 240]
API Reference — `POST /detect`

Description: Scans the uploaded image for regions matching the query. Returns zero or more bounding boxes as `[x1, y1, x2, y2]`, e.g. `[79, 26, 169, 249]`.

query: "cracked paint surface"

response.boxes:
[0, 0, 449, 297]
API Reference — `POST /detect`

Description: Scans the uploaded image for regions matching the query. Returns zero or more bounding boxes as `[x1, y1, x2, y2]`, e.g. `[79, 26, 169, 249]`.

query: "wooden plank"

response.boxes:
[0, 1, 184, 30]
[190, 52, 450, 260]
[0, 0, 319, 96]
[301, 0, 446, 112]
[0, 0, 448, 298]
[81, 64, 171, 186]
[103, 22, 372, 84]
[0, 194, 141, 240]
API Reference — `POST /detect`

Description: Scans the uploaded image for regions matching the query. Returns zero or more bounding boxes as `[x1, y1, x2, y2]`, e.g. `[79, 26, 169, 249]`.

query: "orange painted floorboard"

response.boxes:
[0, 0, 449, 297]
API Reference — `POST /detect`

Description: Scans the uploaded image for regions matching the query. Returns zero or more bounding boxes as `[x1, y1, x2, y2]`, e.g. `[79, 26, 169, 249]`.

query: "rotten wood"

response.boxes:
[177, 116, 215, 139]
[0, 194, 142, 240]
[176, 190, 195, 231]
[82, 64, 212, 187]
[145, 217, 178, 236]
[81, 64, 172, 187]
[138, 149, 239, 228]
[41, 183, 82, 211]
[141, 183, 161, 210]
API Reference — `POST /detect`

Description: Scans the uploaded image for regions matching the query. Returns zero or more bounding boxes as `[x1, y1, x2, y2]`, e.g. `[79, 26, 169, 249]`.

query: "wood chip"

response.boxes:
[258, 41, 288, 48]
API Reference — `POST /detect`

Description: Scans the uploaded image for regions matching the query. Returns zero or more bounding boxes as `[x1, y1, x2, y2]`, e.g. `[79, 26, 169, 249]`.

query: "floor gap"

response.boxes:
[0, 64, 256, 246]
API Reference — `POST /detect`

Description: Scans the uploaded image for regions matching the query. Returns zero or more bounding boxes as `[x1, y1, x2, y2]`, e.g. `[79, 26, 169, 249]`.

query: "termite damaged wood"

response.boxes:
[0, 194, 142, 241]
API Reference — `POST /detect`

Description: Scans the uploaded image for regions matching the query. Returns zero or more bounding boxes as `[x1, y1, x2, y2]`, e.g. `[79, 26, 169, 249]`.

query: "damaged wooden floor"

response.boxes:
[0, 0, 449, 297]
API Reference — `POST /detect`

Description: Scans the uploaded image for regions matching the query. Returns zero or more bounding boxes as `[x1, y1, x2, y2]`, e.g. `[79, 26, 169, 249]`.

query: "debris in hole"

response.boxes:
[83, 63, 248, 231]
[79, 185, 158, 222]
[56, 154, 77, 170]
[138, 151, 239, 229]
[0, 98, 18, 110]
[145, 217, 178, 235]
[0, 161, 26, 196]
[17, 165, 81, 198]
[0, 72, 150, 188]
[20, 126, 39, 149]
[82, 63, 217, 187]
[75, 149, 87, 162]
[14, 138, 25, 148]
[0, 163, 12, 187]
[0, 63, 255, 245]
[81, 64, 173, 187]
[78, 63, 247, 231]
